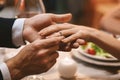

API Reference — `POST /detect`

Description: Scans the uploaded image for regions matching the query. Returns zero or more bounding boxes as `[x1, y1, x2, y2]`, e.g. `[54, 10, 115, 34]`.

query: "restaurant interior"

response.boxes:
[3, 0, 120, 27]
[1, 0, 120, 80]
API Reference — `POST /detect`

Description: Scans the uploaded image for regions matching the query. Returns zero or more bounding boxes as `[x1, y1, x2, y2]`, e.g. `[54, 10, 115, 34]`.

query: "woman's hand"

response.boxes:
[39, 23, 95, 50]
[39, 23, 120, 60]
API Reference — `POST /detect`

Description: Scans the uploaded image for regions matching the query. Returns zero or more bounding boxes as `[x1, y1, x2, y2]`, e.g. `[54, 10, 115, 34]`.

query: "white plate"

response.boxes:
[77, 48, 118, 62]
[71, 49, 120, 67]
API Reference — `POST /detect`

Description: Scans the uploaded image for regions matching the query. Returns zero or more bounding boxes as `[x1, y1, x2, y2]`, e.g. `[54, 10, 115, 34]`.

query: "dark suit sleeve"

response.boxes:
[0, 70, 3, 80]
[0, 18, 17, 48]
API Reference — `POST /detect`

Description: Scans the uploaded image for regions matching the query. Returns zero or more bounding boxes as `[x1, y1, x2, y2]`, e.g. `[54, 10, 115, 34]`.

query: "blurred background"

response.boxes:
[42, 0, 119, 28]
[3, 0, 120, 28]
[43, 0, 119, 29]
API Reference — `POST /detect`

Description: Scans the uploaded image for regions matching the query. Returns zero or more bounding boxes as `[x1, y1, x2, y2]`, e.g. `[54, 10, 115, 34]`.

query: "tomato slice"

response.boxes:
[87, 48, 96, 55]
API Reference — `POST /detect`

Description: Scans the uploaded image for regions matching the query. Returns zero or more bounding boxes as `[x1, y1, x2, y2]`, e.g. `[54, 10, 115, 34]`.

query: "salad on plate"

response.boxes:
[78, 42, 117, 60]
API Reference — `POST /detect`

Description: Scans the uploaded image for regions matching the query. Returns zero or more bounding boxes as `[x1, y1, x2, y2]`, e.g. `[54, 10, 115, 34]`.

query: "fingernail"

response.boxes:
[61, 39, 67, 43]
[39, 32, 43, 35]
[39, 31, 45, 36]
[46, 36, 52, 39]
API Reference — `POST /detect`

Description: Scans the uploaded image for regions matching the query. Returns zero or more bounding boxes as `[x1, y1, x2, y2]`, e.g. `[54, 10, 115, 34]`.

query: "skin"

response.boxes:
[39, 23, 120, 60]
[6, 36, 64, 80]
[23, 13, 73, 51]
[4, 13, 72, 80]
[23, 13, 72, 42]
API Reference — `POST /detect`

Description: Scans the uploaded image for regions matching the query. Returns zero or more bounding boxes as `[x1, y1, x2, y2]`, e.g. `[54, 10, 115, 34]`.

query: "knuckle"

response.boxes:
[52, 24, 61, 30]
[32, 42, 41, 49]
[43, 59, 49, 64]
[54, 53, 59, 58]
[32, 40, 48, 49]
[37, 51, 45, 57]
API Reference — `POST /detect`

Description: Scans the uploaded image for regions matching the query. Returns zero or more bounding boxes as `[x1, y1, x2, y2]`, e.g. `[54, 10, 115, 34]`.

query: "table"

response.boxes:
[0, 48, 120, 80]
[19, 50, 120, 80]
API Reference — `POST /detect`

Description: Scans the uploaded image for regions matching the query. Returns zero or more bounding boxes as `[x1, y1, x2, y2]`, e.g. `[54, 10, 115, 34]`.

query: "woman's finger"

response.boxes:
[39, 23, 74, 36]
[62, 30, 87, 43]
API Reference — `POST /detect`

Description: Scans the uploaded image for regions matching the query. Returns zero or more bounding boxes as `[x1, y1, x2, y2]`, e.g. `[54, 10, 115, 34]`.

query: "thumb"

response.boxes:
[51, 13, 72, 23]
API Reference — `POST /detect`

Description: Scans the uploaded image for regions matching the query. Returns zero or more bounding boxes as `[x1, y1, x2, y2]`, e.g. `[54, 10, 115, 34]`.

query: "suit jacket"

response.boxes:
[0, 18, 16, 48]
[0, 70, 3, 80]
[0, 18, 16, 80]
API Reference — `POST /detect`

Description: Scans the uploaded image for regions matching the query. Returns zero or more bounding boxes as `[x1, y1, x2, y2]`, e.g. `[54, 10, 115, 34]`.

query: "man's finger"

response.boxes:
[51, 13, 72, 23]
[32, 36, 64, 49]
[36, 45, 59, 58]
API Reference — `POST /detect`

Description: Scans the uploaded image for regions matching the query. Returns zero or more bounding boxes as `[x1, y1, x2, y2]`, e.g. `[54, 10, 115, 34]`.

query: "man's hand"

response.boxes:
[23, 13, 72, 42]
[6, 36, 64, 80]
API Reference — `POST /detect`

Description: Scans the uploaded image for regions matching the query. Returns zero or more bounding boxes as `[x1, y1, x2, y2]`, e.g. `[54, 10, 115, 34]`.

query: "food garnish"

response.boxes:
[80, 42, 113, 58]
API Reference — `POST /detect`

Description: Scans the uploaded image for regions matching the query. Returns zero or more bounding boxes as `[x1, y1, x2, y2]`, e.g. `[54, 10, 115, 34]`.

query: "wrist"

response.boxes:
[23, 19, 33, 42]
[6, 59, 25, 80]
[87, 28, 100, 42]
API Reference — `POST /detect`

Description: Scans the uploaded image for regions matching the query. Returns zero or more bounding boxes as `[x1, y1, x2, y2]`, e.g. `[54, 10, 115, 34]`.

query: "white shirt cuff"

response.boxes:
[12, 18, 26, 47]
[0, 62, 11, 80]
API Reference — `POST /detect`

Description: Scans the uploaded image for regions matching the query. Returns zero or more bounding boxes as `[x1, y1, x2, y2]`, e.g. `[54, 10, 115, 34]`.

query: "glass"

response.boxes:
[0, 0, 6, 11]
[15, 0, 45, 18]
